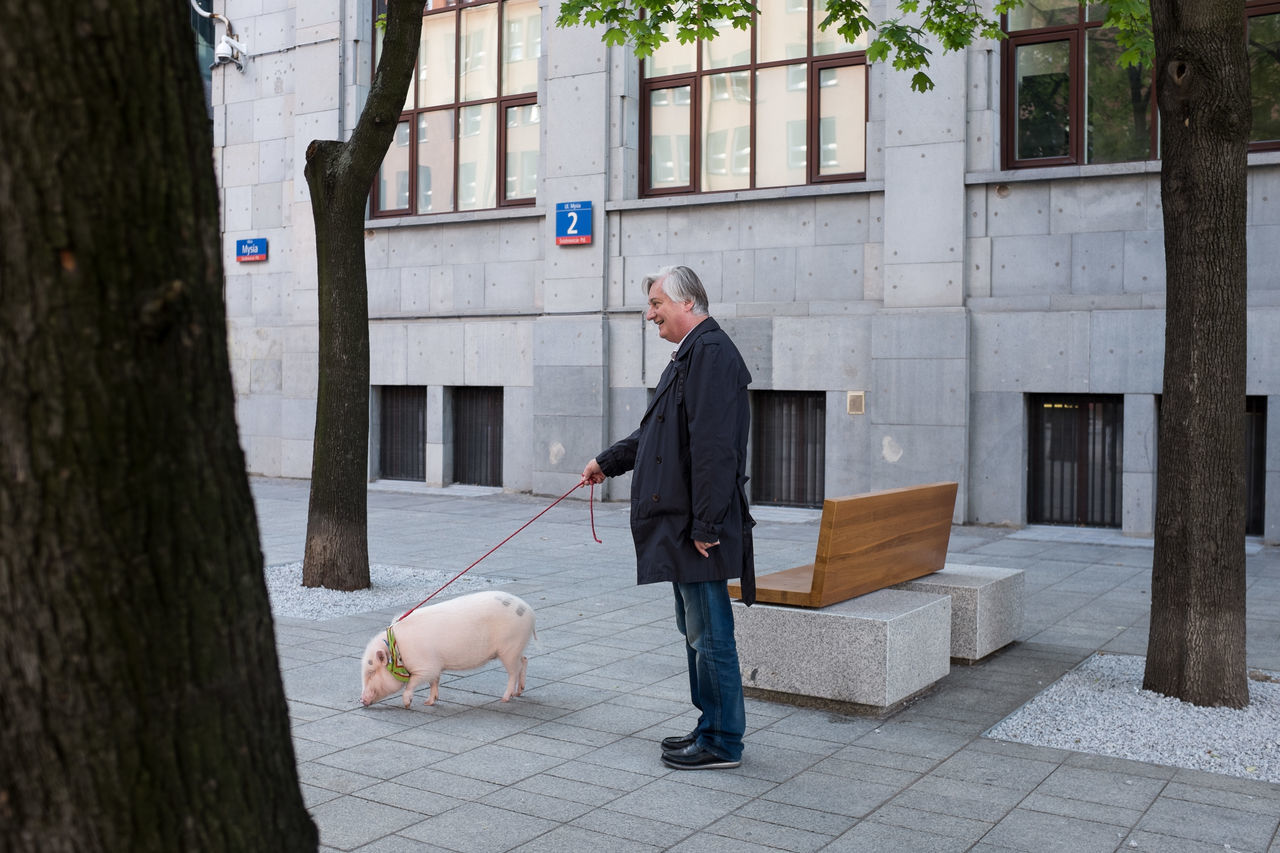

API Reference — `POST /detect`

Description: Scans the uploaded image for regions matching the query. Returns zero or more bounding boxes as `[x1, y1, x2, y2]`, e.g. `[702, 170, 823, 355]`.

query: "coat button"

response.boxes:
[657, 414, 664, 422]
[656, 456, 662, 464]
[651, 494, 660, 502]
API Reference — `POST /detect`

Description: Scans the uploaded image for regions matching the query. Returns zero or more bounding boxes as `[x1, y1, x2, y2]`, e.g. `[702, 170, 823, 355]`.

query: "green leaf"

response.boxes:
[553, 0, 1153, 108]
[910, 70, 935, 93]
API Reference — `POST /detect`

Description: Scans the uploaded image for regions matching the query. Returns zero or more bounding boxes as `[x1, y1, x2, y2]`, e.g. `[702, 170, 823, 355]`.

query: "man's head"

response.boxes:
[644, 265, 709, 344]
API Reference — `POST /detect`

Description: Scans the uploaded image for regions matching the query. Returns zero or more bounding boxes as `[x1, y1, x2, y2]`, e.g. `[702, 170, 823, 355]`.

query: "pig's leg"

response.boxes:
[402, 664, 442, 708]
[499, 652, 525, 702]
[401, 673, 426, 709]
[518, 656, 528, 696]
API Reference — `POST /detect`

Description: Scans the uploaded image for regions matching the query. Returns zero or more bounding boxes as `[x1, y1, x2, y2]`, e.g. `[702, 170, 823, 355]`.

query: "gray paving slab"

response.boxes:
[761, 769, 899, 818]
[396, 801, 558, 852]
[664, 831, 784, 852]
[568, 807, 692, 847]
[824, 820, 976, 852]
[309, 796, 424, 851]
[867, 802, 995, 845]
[703, 813, 836, 852]
[979, 807, 1130, 853]
[252, 477, 1280, 852]
[606, 777, 752, 829]
[891, 774, 1026, 823]
[509, 824, 663, 852]
[1118, 830, 1243, 853]
[1135, 796, 1280, 850]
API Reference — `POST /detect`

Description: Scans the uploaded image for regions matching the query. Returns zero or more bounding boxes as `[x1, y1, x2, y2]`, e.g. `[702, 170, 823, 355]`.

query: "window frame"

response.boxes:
[639, 3, 868, 198]
[1002, 30, 1081, 168]
[810, 54, 867, 183]
[370, 0, 540, 218]
[1002, 0, 1280, 169]
[1247, 1, 1280, 154]
[641, 75, 698, 196]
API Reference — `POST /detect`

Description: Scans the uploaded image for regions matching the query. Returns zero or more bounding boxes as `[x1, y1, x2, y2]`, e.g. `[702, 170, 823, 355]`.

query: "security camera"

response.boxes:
[212, 34, 248, 72]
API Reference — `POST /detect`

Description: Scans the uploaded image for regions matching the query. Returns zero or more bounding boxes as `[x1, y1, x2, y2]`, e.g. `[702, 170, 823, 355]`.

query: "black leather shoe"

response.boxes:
[661, 731, 698, 752]
[661, 742, 741, 770]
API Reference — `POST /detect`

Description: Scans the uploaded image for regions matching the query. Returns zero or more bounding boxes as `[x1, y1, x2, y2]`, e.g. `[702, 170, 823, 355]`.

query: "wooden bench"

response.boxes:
[730, 482, 958, 607]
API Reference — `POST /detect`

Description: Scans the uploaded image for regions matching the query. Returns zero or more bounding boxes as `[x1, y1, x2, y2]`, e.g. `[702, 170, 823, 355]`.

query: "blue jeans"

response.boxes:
[673, 580, 746, 761]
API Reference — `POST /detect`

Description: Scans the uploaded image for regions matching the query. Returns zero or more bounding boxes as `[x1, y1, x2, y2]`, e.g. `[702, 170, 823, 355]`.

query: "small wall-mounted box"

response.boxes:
[847, 391, 865, 415]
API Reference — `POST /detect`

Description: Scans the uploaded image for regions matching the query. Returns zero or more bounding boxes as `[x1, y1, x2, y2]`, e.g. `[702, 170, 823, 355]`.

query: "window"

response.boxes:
[379, 386, 427, 481]
[1244, 397, 1267, 536]
[751, 390, 826, 507]
[1004, 0, 1280, 168]
[372, 0, 540, 216]
[452, 386, 503, 487]
[641, 0, 867, 196]
[1027, 395, 1122, 527]
[190, 0, 214, 106]
[1248, 7, 1280, 149]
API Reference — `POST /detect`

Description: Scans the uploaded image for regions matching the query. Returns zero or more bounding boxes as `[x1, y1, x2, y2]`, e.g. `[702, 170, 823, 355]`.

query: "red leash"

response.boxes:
[395, 481, 602, 622]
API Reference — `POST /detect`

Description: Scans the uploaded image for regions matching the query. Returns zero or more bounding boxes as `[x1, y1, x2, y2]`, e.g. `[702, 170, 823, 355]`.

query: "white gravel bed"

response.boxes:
[987, 652, 1280, 784]
[265, 562, 511, 620]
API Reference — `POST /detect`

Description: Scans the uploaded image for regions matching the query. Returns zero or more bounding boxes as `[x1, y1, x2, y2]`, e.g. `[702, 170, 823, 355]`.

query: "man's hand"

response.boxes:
[581, 458, 605, 485]
[694, 539, 720, 558]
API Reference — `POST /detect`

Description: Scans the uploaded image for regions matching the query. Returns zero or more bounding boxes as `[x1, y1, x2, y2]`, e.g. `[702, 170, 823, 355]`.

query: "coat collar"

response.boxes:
[670, 316, 719, 364]
[645, 317, 720, 417]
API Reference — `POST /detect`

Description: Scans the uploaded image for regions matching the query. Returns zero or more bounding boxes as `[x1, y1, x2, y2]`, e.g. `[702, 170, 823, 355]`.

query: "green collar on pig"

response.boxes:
[384, 627, 412, 682]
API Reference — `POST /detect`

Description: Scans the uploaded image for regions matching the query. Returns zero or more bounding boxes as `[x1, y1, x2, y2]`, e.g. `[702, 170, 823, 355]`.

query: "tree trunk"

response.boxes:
[302, 139, 375, 591]
[0, 4, 317, 851]
[1144, 0, 1250, 708]
[301, 0, 427, 590]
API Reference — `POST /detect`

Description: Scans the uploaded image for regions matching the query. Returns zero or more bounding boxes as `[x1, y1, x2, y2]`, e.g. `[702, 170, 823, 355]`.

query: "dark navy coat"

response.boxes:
[596, 318, 756, 604]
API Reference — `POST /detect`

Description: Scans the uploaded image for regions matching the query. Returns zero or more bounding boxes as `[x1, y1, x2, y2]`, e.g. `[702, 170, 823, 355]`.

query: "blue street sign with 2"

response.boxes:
[555, 201, 592, 245]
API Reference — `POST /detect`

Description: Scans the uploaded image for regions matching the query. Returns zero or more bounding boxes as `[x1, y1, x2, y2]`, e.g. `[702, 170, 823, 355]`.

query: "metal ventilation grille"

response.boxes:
[1028, 394, 1122, 527]
[380, 386, 427, 481]
[452, 386, 503, 487]
[751, 390, 825, 508]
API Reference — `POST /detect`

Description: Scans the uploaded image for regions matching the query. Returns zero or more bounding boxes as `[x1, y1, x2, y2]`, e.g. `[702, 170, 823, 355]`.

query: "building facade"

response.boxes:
[213, 0, 1280, 541]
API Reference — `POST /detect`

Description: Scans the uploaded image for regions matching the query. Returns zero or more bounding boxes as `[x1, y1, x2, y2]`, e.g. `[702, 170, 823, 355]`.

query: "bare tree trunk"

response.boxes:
[1145, 0, 1250, 708]
[0, 3, 317, 850]
[302, 137, 375, 591]
[302, 0, 427, 590]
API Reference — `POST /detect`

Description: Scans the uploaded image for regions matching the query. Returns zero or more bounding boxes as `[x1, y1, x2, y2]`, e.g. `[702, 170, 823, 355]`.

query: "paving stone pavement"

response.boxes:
[253, 477, 1280, 853]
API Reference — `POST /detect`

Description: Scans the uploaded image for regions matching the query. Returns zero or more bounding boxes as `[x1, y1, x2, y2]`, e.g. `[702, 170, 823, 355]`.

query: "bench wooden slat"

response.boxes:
[730, 482, 957, 607]
[740, 563, 817, 606]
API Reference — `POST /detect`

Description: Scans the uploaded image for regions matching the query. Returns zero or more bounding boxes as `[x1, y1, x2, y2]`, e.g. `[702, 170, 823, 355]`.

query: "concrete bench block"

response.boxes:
[895, 563, 1024, 663]
[732, 589, 951, 709]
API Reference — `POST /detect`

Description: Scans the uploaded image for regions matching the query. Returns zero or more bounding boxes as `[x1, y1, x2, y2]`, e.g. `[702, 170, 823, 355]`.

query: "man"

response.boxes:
[581, 265, 755, 771]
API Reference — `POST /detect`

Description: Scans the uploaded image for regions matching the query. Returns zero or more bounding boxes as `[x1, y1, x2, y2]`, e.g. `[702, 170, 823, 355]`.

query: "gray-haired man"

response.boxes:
[582, 265, 755, 770]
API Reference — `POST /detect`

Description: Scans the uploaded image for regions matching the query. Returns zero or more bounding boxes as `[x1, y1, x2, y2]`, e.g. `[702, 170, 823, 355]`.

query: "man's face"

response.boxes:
[646, 278, 694, 343]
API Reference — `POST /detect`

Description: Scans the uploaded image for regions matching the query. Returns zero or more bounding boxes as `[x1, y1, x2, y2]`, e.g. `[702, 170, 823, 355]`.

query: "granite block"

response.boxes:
[896, 564, 1024, 662]
[732, 589, 951, 708]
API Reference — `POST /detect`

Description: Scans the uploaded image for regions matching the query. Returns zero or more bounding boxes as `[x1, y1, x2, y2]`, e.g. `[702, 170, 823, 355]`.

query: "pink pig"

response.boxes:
[360, 590, 536, 708]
